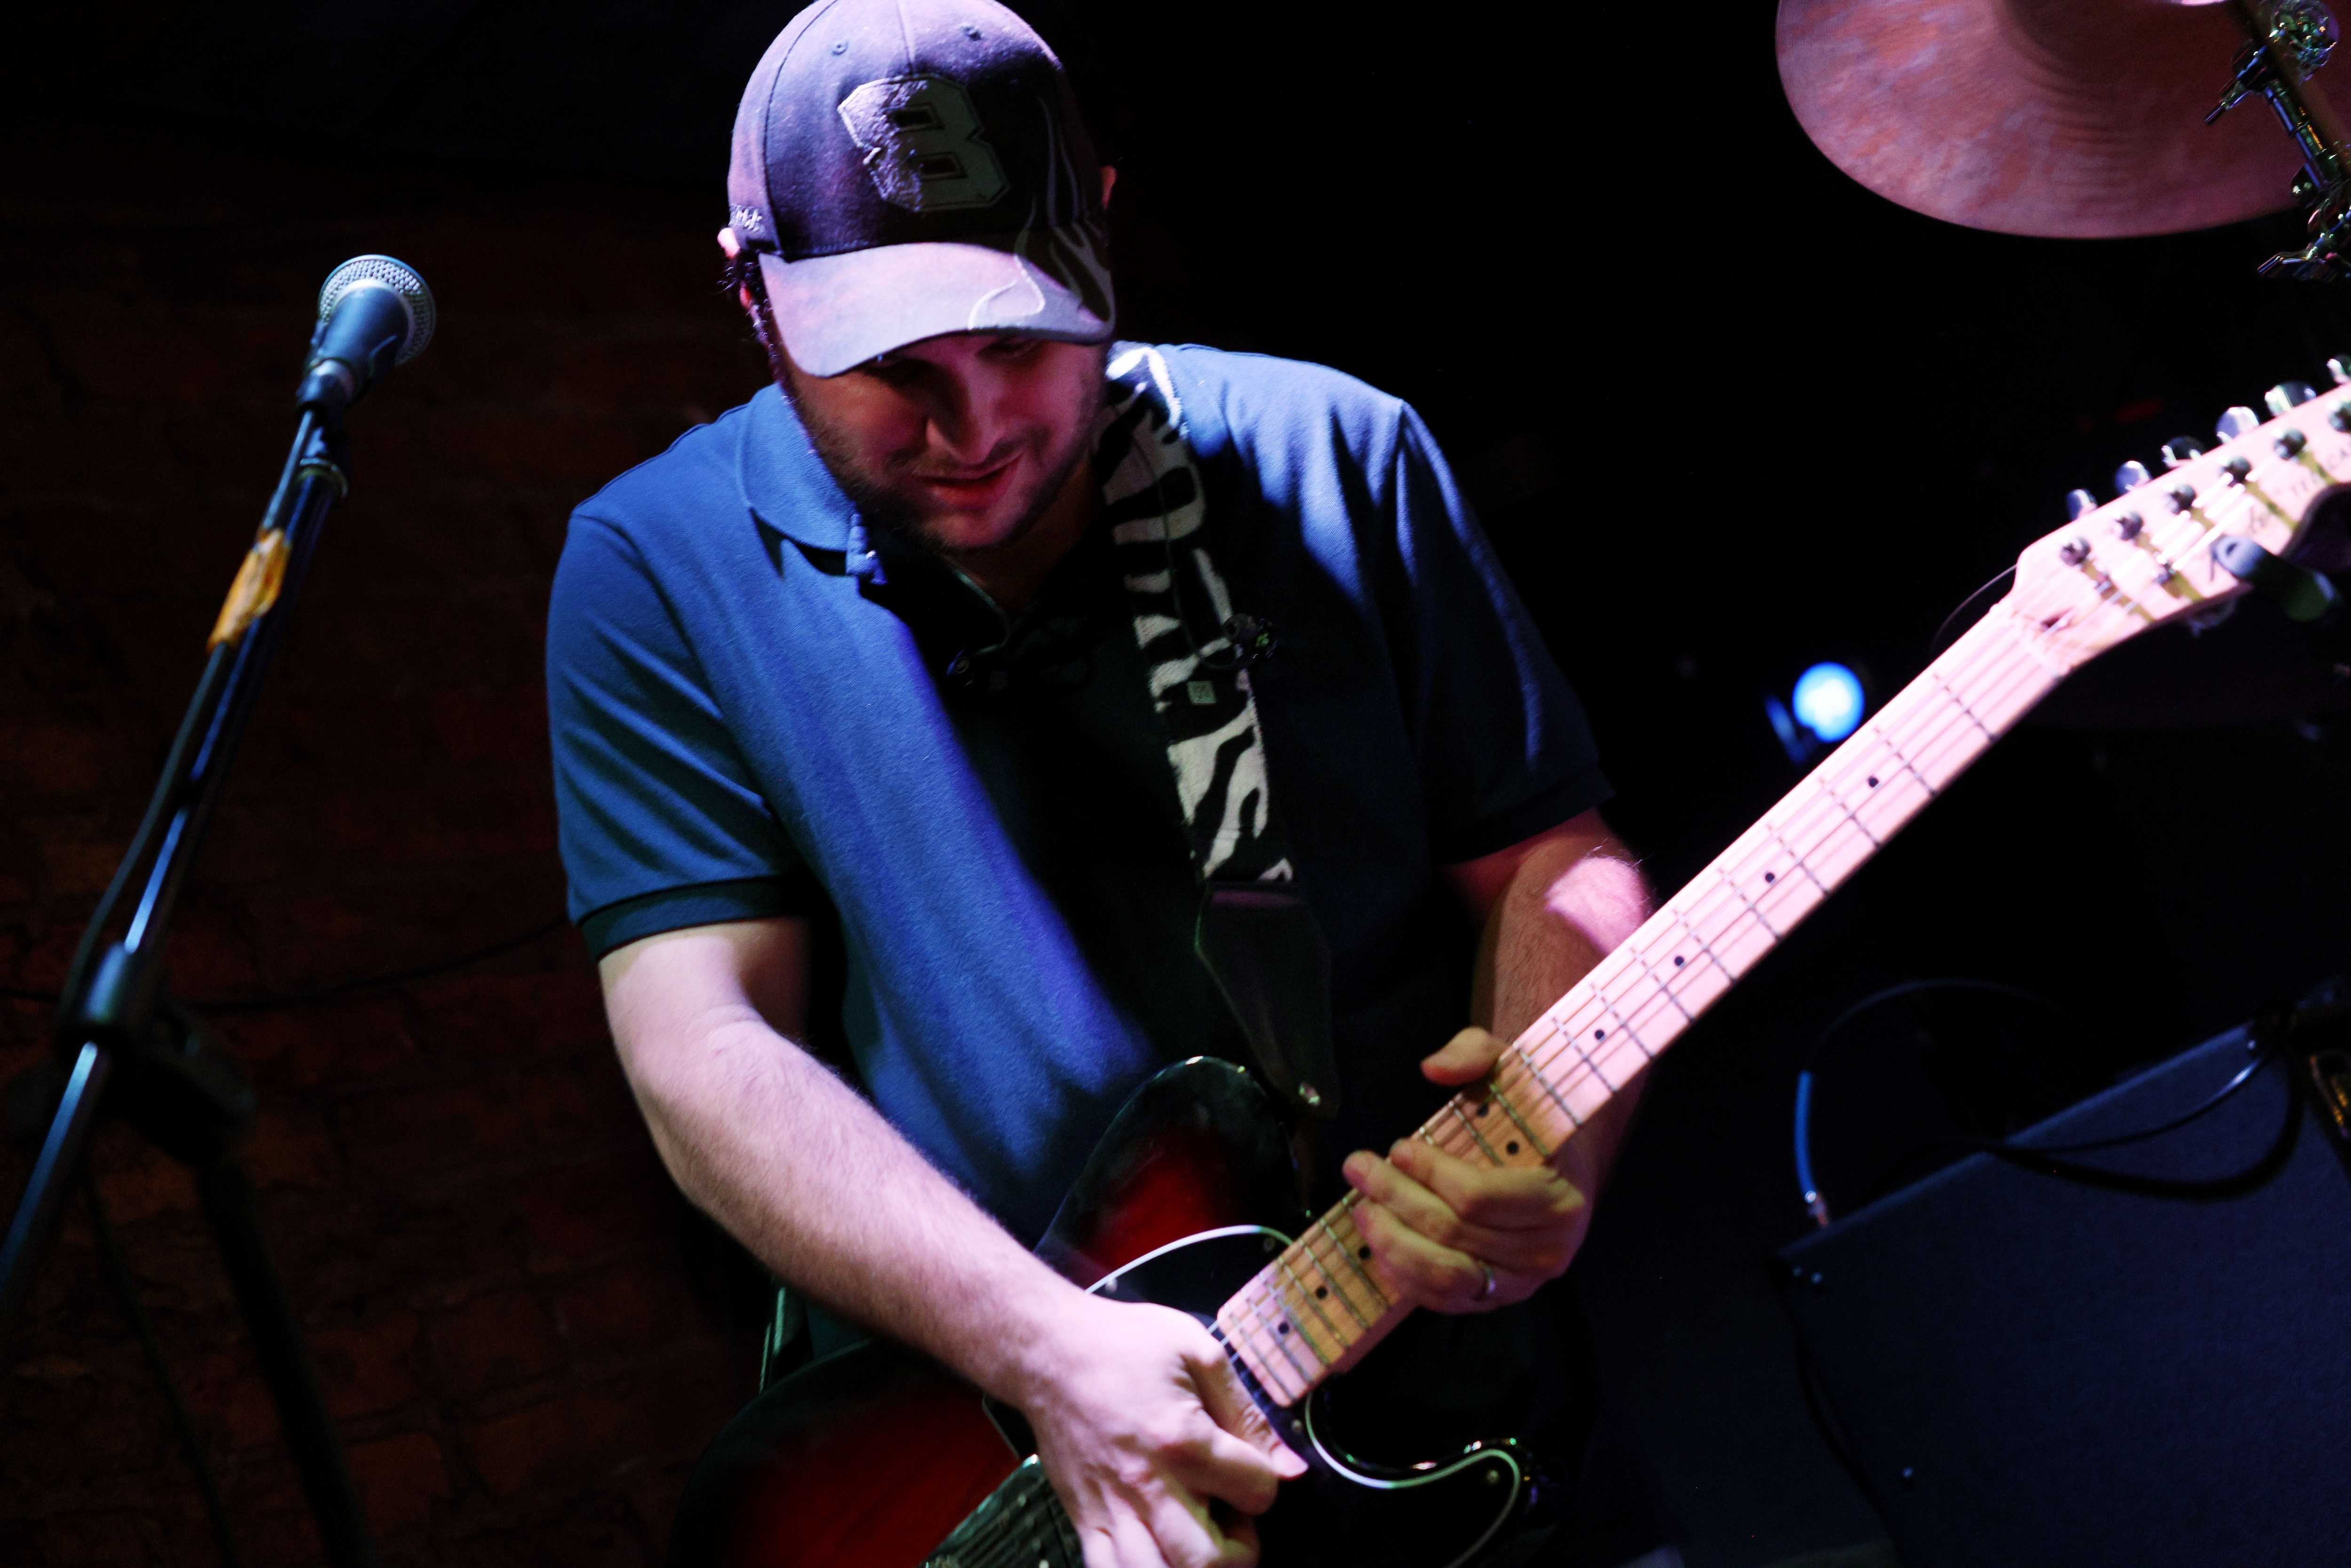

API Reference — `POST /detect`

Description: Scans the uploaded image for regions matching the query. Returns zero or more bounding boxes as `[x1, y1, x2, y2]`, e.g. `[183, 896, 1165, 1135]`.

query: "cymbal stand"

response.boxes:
[2210, 0, 2351, 278]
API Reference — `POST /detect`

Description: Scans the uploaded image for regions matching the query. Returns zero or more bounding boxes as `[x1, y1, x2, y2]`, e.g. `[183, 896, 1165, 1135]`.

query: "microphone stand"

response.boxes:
[0, 405, 379, 1567]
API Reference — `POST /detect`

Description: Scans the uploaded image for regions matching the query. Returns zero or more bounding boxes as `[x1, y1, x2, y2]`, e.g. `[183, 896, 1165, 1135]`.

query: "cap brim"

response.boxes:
[759, 230, 1114, 378]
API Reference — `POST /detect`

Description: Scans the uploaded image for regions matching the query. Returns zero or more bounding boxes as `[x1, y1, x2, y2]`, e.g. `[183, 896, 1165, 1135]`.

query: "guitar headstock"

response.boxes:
[2007, 376, 2347, 667]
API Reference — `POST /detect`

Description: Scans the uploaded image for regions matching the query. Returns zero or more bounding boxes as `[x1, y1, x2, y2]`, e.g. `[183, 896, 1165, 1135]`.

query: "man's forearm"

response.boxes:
[1473, 833, 1655, 1185]
[621, 1007, 1083, 1404]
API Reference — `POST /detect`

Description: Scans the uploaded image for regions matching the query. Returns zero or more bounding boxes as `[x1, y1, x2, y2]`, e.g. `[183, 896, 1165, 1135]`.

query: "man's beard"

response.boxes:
[789, 389, 1098, 567]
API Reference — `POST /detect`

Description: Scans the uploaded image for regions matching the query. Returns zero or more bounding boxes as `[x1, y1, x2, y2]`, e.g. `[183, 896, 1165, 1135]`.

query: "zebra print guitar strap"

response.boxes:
[1097, 345, 1340, 1118]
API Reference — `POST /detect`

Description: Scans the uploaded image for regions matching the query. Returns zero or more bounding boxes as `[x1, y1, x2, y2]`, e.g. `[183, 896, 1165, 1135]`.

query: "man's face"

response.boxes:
[780, 332, 1105, 560]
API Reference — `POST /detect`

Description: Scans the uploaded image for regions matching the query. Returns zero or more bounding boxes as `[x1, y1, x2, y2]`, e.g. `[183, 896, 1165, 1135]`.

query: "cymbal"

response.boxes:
[1777, 0, 2351, 237]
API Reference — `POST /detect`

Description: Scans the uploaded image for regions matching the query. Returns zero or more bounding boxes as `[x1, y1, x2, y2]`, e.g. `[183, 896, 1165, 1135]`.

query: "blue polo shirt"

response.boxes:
[546, 344, 1607, 1243]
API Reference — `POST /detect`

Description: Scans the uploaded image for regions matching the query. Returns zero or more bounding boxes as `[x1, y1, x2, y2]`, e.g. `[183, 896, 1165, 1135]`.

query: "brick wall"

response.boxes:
[0, 120, 779, 1566]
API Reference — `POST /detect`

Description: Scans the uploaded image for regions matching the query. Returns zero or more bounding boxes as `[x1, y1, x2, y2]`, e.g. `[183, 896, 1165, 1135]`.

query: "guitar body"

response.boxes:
[672, 1058, 1551, 1567]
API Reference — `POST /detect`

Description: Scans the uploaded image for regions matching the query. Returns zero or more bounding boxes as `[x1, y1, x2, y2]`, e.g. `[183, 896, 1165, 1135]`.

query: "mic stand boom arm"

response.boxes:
[0, 406, 379, 1567]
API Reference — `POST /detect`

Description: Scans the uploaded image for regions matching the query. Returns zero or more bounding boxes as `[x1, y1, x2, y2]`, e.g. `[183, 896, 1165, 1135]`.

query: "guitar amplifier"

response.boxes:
[1776, 1012, 2351, 1568]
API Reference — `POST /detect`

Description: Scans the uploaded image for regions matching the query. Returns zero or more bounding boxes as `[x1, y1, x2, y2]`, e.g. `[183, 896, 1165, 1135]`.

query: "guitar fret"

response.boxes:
[1273, 1253, 1344, 1356]
[1294, 1233, 1373, 1330]
[1544, 1000, 1646, 1101]
[1215, 1311, 1287, 1404]
[1759, 815, 1829, 895]
[1621, 936, 1694, 1024]
[1484, 1080, 1554, 1160]
[1654, 903, 1735, 1012]
[1444, 1098, 1505, 1164]
[1206, 604, 2094, 1409]
[1921, 661, 1992, 739]
[1861, 717, 1937, 802]
[1594, 991, 1654, 1063]
[1705, 869, 1783, 963]
[1507, 1040, 1583, 1133]
[1317, 1207, 1391, 1318]
[1240, 1281, 1321, 1383]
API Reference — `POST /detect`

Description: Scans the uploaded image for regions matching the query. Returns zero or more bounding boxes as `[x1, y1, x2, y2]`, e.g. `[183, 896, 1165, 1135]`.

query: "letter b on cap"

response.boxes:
[839, 76, 1009, 212]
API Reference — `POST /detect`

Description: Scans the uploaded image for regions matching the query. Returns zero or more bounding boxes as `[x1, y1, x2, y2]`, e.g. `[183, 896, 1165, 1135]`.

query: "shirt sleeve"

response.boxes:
[1385, 406, 1612, 863]
[546, 511, 821, 958]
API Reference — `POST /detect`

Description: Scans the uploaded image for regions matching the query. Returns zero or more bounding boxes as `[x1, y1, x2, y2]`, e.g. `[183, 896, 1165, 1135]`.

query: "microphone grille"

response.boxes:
[316, 255, 437, 365]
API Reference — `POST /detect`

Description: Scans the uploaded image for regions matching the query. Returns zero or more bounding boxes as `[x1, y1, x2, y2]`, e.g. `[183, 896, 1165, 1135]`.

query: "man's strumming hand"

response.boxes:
[1340, 1027, 1594, 1314]
[1018, 1294, 1308, 1568]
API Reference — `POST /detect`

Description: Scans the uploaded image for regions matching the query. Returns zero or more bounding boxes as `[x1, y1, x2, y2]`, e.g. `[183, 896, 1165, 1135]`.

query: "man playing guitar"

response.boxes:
[546, 1, 1653, 1561]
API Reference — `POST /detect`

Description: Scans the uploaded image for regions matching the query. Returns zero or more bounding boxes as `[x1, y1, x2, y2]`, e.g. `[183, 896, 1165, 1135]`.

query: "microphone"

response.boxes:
[295, 256, 437, 415]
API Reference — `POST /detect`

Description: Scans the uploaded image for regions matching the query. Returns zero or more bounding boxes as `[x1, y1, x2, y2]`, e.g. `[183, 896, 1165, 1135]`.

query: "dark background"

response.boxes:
[5, 3, 2350, 1565]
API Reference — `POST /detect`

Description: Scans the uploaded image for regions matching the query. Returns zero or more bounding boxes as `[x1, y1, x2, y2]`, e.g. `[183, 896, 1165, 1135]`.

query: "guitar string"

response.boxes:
[1483, 567, 2124, 1157]
[1520, 600, 2072, 1071]
[1227, 518, 2198, 1386]
[1501, 612, 2059, 1138]
[1234, 618, 2048, 1387]
[1225, 445, 2309, 1394]
[1231, 616, 2045, 1382]
[1287, 613, 2043, 1290]
[959, 1459, 1059, 1568]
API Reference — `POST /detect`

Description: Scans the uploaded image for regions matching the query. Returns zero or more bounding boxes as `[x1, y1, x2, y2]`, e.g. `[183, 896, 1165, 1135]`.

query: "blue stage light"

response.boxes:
[1791, 662, 1866, 742]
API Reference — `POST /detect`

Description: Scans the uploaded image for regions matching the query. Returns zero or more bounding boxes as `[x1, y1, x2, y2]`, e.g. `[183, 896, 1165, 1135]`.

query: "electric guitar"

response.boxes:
[673, 383, 2342, 1566]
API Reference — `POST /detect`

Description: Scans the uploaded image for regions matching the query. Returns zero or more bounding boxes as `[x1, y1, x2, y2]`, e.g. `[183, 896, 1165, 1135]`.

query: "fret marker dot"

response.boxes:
[1315, 1285, 1329, 1298]
[1506, 1141, 1521, 1155]
[1277, 1321, 1290, 1335]
[1867, 776, 1879, 788]
[1764, 871, 1775, 883]
[1475, 1102, 1490, 1116]
[1358, 1245, 1372, 1260]
[1594, 1029, 1606, 1040]
[1673, 956, 1685, 967]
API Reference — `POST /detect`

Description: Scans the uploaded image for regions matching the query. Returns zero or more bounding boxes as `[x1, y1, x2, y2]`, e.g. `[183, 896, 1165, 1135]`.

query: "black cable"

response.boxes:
[1, 915, 570, 1013]
[2027, 1029, 2278, 1156]
[1854, 1025, 2291, 1206]
[84, 1171, 245, 1568]
[1927, 563, 2018, 657]
[1795, 978, 2075, 1224]
[1791, 977, 2287, 1213]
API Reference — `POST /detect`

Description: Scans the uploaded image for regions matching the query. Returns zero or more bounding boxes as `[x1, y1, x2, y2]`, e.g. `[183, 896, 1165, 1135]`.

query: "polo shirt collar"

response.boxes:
[736, 383, 854, 552]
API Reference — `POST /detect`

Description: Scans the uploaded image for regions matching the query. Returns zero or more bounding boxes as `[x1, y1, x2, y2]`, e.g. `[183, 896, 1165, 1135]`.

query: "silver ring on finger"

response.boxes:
[1475, 1262, 1497, 1302]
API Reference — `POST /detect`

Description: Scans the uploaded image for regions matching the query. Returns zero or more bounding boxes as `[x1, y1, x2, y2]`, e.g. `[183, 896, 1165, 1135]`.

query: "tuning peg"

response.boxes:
[2160, 435, 2207, 468]
[2216, 406, 2263, 440]
[2328, 355, 2351, 386]
[2265, 381, 2320, 415]
[2064, 489, 2098, 520]
[2114, 459, 2154, 491]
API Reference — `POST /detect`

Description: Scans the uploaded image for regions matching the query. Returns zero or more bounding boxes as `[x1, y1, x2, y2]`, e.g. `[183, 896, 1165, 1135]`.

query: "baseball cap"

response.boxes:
[726, 0, 1115, 377]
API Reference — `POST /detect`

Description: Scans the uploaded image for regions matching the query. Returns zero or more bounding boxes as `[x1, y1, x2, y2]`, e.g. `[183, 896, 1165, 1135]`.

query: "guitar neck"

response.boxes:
[1215, 605, 2074, 1404]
